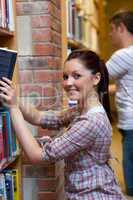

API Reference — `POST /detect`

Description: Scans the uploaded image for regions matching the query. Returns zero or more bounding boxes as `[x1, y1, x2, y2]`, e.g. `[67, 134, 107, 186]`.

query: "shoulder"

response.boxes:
[110, 48, 127, 60]
[79, 111, 111, 132]
[108, 47, 132, 61]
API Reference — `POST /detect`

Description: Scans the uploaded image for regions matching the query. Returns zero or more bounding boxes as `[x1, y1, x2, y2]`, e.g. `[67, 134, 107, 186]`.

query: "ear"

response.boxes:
[118, 22, 126, 33]
[93, 72, 101, 86]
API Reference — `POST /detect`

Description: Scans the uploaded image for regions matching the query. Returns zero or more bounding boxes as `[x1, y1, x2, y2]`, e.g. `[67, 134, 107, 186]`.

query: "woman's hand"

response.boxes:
[0, 77, 18, 108]
[37, 136, 52, 147]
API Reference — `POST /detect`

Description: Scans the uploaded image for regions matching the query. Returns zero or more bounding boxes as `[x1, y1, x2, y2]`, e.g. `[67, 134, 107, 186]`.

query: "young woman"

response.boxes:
[0, 49, 125, 199]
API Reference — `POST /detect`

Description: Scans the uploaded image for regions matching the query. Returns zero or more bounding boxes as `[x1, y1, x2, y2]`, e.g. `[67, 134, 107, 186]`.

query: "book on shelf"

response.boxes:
[0, 48, 17, 81]
[12, 169, 20, 200]
[0, 115, 4, 161]
[67, 0, 77, 38]
[4, 170, 14, 200]
[0, 0, 15, 31]
[0, 110, 19, 171]
[0, 169, 20, 200]
[75, 14, 83, 41]
[0, 173, 7, 199]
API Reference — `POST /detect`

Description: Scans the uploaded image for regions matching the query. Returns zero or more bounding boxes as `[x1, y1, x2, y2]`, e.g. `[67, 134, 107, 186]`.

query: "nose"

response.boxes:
[64, 76, 74, 87]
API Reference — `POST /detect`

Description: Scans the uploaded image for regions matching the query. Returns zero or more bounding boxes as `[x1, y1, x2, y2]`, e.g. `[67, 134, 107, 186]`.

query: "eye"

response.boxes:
[63, 74, 68, 80]
[73, 73, 82, 80]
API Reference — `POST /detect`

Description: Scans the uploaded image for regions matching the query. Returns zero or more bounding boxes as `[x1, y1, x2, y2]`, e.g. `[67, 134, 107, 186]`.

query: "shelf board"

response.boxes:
[68, 38, 87, 49]
[0, 28, 14, 37]
[0, 155, 19, 172]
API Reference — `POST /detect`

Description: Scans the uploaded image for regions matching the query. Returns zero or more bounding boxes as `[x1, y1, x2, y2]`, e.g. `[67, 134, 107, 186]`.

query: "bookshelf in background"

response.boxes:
[0, 1, 21, 200]
[66, 0, 100, 53]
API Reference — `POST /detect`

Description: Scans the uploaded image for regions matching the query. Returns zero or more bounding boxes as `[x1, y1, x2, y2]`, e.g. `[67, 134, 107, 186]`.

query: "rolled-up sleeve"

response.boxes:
[41, 116, 102, 162]
[40, 106, 79, 130]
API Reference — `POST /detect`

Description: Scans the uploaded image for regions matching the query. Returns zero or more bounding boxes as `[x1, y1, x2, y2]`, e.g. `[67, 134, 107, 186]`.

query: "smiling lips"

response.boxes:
[67, 89, 78, 94]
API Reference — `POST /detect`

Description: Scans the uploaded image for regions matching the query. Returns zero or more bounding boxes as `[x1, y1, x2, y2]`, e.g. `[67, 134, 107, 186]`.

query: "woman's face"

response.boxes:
[63, 58, 100, 102]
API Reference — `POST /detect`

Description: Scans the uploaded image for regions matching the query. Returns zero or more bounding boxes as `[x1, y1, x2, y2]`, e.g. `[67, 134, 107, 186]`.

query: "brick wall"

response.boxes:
[16, 1, 64, 199]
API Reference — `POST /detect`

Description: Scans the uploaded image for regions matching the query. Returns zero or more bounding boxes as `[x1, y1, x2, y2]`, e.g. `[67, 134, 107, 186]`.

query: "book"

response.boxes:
[1, 113, 9, 159]
[0, 115, 4, 160]
[4, 170, 14, 200]
[8, 0, 15, 31]
[12, 169, 20, 200]
[0, 48, 17, 80]
[0, 173, 7, 199]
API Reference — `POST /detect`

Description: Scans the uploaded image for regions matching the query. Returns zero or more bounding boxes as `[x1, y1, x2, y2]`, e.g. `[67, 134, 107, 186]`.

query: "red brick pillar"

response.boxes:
[16, 1, 64, 199]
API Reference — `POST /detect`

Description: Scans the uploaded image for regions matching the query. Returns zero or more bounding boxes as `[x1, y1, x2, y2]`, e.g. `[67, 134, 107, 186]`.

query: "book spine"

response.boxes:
[0, 0, 2, 27]
[2, 113, 8, 160]
[12, 169, 20, 200]
[5, 0, 9, 29]
[1, 0, 7, 28]
[8, 0, 14, 31]
[4, 170, 14, 200]
[0, 115, 4, 160]
[5, 111, 13, 160]
[0, 173, 7, 199]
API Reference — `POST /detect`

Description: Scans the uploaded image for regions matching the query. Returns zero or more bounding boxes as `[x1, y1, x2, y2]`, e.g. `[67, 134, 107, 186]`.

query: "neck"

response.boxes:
[79, 92, 101, 114]
[120, 35, 133, 48]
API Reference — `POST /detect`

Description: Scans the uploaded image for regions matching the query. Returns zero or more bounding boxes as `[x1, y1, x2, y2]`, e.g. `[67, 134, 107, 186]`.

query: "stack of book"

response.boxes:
[67, 0, 83, 41]
[0, 109, 20, 167]
[0, 169, 20, 200]
[0, 0, 14, 31]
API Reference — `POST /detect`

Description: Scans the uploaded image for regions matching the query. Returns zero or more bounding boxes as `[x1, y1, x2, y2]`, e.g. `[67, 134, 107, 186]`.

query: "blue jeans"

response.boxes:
[119, 129, 133, 195]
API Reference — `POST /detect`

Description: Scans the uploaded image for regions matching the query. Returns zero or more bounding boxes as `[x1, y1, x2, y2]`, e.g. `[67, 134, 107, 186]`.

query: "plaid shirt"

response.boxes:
[41, 106, 125, 200]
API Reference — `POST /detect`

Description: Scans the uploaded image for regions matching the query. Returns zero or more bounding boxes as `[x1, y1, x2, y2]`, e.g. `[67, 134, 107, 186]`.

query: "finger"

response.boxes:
[0, 80, 12, 89]
[0, 92, 8, 100]
[2, 77, 12, 85]
[0, 86, 10, 95]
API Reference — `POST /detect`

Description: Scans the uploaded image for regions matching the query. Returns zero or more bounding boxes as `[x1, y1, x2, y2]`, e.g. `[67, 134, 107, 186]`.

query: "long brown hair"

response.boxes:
[66, 49, 112, 121]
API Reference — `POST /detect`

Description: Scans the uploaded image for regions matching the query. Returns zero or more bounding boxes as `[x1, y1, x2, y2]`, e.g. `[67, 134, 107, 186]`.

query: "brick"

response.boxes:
[43, 85, 58, 97]
[51, 18, 61, 33]
[18, 56, 61, 70]
[31, 15, 52, 28]
[16, 2, 51, 15]
[17, 0, 64, 199]
[52, 31, 61, 45]
[19, 70, 33, 83]
[51, 0, 61, 9]
[53, 46, 61, 57]
[20, 84, 43, 97]
[32, 29, 61, 45]
[22, 164, 56, 178]
[38, 97, 61, 110]
[47, 57, 61, 69]
[32, 29, 52, 42]
[33, 44, 61, 57]
[33, 70, 62, 83]
[17, 16, 32, 56]
[20, 83, 59, 97]
[33, 44, 54, 56]
[51, 3, 61, 20]
[18, 56, 48, 70]
[38, 191, 57, 200]
[37, 177, 59, 192]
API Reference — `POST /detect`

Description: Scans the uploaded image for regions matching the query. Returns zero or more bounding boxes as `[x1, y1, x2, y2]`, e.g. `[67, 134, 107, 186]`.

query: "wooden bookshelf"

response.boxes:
[0, 0, 21, 199]
[0, 28, 14, 36]
[68, 37, 86, 49]
[66, 0, 101, 52]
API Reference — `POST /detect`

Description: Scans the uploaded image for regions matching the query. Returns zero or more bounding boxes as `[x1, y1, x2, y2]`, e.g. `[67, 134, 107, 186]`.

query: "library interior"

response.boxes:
[0, 0, 133, 200]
